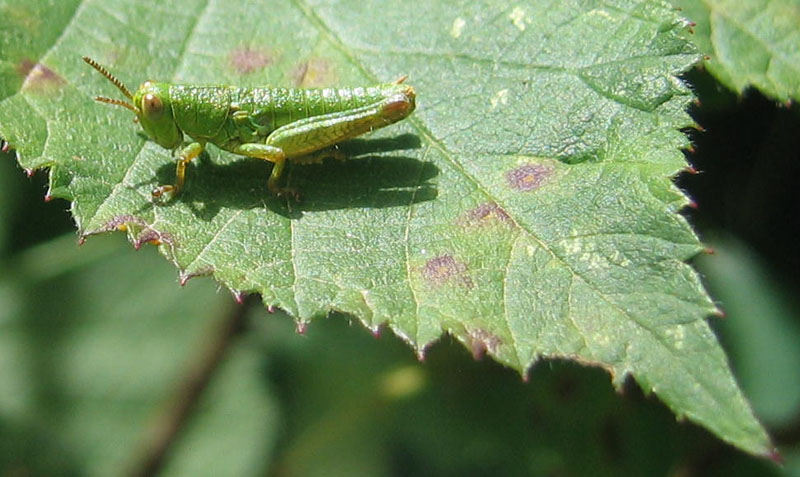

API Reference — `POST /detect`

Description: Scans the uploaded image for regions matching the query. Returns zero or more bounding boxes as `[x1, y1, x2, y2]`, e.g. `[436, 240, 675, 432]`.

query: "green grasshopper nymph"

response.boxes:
[82, 57, 416, 200]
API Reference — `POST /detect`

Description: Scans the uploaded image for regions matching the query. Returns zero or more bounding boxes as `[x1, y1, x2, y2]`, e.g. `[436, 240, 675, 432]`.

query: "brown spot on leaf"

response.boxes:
[290, 58, 334, 87]
[422, 255, 473, 288]
[91, 215, 174, 250]
[96, 214, 147, 233]
[133, 229, 171, 250]
[16, 59, 35, 77]
[459, 201, 513, 227]
[17, 59, 64, 92]
[468, 328, 502, 359]
[506, 163, 554, 191]
[229, 47, 273, 75]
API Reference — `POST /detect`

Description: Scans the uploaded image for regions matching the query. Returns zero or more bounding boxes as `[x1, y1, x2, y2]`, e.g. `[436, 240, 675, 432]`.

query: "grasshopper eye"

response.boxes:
[142, 94, 164, 120]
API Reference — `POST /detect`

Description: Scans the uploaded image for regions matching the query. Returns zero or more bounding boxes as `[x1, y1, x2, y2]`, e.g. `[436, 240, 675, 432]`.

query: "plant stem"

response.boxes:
[127, 296, 253, 477]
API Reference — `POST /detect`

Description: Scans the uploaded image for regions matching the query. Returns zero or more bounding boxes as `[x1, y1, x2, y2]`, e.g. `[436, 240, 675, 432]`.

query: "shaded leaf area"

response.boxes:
[0, 0, 771, 455]
[0, 234, 276, 475]
[672, 0, 800, 102]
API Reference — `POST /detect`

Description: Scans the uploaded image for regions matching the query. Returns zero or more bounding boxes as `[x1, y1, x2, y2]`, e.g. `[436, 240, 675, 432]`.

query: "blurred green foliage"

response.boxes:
[2, 0, 800, 474]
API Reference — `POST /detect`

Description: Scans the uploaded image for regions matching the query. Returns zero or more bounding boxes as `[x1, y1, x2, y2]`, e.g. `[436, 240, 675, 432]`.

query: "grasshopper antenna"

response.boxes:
[82, 56, 140, 114]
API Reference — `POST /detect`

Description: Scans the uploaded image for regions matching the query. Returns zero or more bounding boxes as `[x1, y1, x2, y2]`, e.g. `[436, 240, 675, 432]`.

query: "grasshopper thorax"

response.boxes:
[133, 81, 183, 149]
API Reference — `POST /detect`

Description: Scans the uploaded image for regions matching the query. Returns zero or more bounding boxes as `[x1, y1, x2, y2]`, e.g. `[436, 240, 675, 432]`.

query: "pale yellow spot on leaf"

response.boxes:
[450, 17, 466, 38]
[490, 88, 509, 110]
[588, 8, 613, 21]
[509, 7, 526, 31]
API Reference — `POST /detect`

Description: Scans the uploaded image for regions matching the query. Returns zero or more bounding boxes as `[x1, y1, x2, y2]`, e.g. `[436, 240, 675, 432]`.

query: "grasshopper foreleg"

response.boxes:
[152, 142, 204, 200]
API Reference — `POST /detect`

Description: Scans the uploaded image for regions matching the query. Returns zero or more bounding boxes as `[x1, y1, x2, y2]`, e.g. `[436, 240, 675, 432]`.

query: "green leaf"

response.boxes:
[0, 0, 772, 456]
[671, 0, 800, 102]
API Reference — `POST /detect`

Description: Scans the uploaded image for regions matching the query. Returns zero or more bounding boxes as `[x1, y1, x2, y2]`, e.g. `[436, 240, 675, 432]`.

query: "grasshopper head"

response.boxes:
[132, 81, 183, 149]
[82, 57, 182, 150]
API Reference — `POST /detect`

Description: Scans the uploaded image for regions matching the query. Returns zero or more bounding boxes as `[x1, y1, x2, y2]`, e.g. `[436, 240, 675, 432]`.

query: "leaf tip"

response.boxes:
[231, 290, 247, 304]
[766, 449, 784, 465]
[684, 165, 700, 175]
[178, 267, 213, 286]
[295, 320, 309, 335]
[610, 369, 631, 391]
[466, 328, 502, 361]
[521, 367, 531, 383]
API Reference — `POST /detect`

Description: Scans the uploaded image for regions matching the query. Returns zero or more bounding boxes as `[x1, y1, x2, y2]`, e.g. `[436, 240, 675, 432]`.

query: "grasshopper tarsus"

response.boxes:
[151, 185, 176, 202]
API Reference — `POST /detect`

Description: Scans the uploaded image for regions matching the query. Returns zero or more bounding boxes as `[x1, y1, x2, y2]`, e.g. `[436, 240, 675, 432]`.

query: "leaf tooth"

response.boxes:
[178, 266, 214, 286]
[231, 290, 247, 304]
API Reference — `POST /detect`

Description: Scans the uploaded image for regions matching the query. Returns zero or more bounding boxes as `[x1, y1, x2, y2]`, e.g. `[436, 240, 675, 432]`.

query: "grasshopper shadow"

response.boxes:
[152, 134, 437, 221]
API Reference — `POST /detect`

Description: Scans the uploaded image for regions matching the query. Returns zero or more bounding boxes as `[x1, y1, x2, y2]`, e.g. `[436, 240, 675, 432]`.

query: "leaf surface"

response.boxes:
[0, 0, 772, 455]
[672, 0, 800, 102]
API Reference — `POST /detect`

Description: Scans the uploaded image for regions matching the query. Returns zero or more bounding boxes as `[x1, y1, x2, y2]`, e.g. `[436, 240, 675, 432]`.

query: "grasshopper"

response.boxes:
[82, 57, 416, 199]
